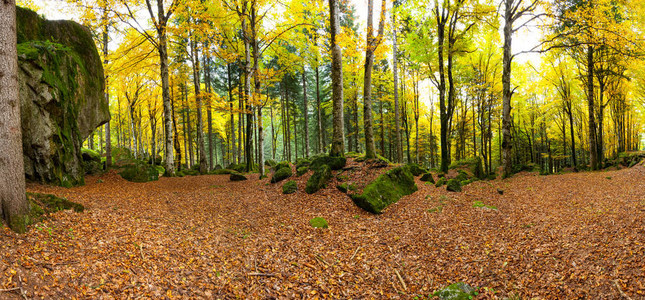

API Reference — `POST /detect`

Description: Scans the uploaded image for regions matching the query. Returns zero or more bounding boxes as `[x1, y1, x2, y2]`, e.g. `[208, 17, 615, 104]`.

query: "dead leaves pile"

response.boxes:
[1, 164, 645, 299]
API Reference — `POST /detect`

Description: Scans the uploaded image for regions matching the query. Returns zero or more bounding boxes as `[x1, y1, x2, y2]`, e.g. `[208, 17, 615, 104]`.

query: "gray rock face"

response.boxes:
[17, 7, 109, 187]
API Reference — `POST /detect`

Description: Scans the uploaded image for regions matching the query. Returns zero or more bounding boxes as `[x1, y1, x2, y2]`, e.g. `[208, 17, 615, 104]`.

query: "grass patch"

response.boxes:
[473, 200, 497, 210]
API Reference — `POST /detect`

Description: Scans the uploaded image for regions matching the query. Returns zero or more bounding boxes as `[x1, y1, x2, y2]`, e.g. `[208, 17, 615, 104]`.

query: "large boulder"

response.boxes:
[271, 165, 292, 183]
[17, 7, 109, 187]
[350, 166, 418, 214]
[309, 155, 346, 171]
[119, 162, 159, 183]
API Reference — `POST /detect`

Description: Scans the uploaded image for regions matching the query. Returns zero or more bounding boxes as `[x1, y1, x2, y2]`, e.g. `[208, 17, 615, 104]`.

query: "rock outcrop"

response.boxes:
[17, 7, 109, 187]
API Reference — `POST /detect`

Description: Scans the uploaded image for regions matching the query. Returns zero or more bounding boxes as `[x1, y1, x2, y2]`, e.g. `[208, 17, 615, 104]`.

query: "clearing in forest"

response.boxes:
[2, 163, 645, 299]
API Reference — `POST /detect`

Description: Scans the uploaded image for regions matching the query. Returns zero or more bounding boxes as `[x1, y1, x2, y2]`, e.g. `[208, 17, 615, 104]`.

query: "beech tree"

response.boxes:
[0, 1, 29, 233]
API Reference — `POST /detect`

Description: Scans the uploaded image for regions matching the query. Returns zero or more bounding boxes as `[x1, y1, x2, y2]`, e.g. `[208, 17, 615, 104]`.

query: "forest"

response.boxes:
[0, 0, 645, 298]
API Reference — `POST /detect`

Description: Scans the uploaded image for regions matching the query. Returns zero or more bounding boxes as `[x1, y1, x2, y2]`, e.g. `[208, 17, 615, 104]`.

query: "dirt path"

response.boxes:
[1, 166, 644, 299]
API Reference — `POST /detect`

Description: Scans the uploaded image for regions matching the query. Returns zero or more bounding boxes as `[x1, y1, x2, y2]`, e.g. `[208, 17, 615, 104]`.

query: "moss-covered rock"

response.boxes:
[81, 148, 102, 175]
[119, 162, 159, 182]
[182, 169, 200, 176]
[210, 169, 234, 175]
[336, 182, 357, 193]
[350, 166, 418, 214]
[405, 163, 427, 176]
[264, 159, 277, 168]
[295, 158, 311, 169]
[435, 177, 446, 187]
[305, 165, 332, 194]
[432, 282, 478, 300]
[27, 192, 84, 227]
[310, 155, 346, 171]
[227, 163, 246, 173]
[296, 166, 308, 176]
[446, 178, 462, 192]
[282, 180, 297, 194]
[420, 172, 435, 184]
[309, 217, 328, 229]
[449, 157, 485, 179]
[17, 7, 108, 187]
[271, 166, 292, 183]
[230, 172, 247, 181]
[618, 151, 645, 167]
[273, 161, 291, 172]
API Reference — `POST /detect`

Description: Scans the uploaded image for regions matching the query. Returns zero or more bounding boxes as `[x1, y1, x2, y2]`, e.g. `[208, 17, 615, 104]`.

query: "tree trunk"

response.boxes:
[302, 68, 309, 158]
[102, 20, 112, 169]
[191, 37, 207, 174]
[392, 6, 402, 163]
[171, 78, 182, 170]
[501, 1, 513, 177]
[329, 0, 345, 157]
[587, 46, 599, 170]
[316, 65, 323, 154]
[156, 0, 175, 176]
[227, 64, 235, 165]
[204, 51, 214, 171]
[251, 6, 264, 176]
[0, 2, 28, 232]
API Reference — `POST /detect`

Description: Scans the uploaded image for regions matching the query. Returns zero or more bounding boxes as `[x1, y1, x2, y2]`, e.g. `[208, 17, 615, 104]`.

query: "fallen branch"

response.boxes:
[247, 273, 276, 277]
[394, 269, 407, 291]
[350, 246, 362, 260]
[0, 287, 20, 292]
[613, 280, 633, 300]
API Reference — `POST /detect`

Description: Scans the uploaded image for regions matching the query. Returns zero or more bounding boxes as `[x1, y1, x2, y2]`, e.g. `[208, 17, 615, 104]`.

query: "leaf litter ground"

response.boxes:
[1, 163, 645, 299]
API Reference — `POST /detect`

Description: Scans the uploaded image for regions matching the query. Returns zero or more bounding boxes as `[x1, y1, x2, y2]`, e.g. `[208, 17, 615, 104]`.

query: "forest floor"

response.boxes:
[2, 162, 645, 299]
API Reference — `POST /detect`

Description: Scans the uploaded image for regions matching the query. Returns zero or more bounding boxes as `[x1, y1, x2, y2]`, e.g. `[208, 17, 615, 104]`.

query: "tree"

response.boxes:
[362, 0, 386, 159]
[116, 0, 179, 176]
[329, 0, 345, 157]
[392, 0, 403, 163]
[0, 1, 29, 233]
[501, 0, 540, 177]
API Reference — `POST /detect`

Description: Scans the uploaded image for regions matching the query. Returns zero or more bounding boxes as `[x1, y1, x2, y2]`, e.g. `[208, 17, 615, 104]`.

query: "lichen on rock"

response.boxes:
[17, 7, 109, 187]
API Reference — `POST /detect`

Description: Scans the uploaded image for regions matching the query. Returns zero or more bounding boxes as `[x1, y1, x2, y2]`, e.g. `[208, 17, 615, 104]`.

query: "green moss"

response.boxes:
[227, 163, 246, 173]
[336, 182, 357, 193]
[271, 166, 292, 183]
[119, 162, 159, 182]
[295, 158, 311, 169]
[310, 155, 346, 171]
[28, 192, 84, 214]
[230, 172, 247, 181]
[472, 201, 497, 210]
[420, 173, 435, 183]
[305, 165, 332, 194]
[435, 177, 446, 187]
[350, 166, 418, 214]
[273, 161, 291, 172]
[309, 217, 328, 229]
[282, 180, 297, 194]
[432, 282, 478, 300]
[406, 163, 427, 176]
[210, 169, 234, 175]
[296, 166, 308, 176]
[264, 159, 277, 168]
[446, 178, 462, 192]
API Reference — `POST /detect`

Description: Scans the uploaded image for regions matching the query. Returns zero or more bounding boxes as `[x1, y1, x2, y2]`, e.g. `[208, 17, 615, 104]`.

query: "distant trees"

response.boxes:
[52, 0, 643, 180]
